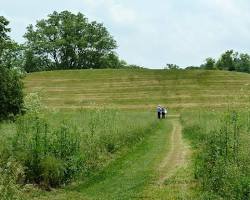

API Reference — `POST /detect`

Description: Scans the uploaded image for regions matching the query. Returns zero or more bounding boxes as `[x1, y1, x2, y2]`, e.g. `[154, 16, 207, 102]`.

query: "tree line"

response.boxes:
[166, 50, 250, 73]
[1, 11, 142, 74]
[201, 50, 250, 73]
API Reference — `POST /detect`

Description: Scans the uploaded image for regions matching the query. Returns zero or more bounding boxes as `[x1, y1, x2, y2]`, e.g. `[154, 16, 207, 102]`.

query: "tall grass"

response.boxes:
[0, 109, 158, 191]
[0, 158, 24, 200]
[12, 113, 82, 187]
[181, 110, 250, 200]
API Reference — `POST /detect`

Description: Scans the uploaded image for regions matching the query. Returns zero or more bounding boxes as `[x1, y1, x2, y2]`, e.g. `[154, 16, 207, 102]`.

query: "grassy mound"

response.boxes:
[24, 69, 250, 110]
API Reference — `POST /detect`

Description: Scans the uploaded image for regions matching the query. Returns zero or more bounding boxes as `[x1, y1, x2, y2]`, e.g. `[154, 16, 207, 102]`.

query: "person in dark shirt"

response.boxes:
[157, 105, 162, 119]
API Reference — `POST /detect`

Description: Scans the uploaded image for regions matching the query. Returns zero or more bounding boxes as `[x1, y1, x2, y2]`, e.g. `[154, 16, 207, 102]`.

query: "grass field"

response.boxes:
[24, 69, 250, 110]
[1, 69, 250, 200]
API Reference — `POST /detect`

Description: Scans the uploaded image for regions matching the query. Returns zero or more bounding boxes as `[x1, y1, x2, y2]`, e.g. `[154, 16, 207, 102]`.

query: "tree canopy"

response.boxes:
[201, 57, 216, 70]
[0, 16, 11, 63]
[165, 63, 180, 70]
[24, 11, 119, 72]
[183, 50, 250, 74]
[0, 16, 24, 120]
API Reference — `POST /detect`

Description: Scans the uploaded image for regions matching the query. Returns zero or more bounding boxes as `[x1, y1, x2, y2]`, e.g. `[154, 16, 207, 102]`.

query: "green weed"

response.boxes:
[0, 109, 158, 193]
[182, 110, 250, 200]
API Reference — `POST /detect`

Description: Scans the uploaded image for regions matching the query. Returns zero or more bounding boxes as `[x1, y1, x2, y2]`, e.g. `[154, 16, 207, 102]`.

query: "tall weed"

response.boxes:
[182, 110, 250, 200]
[0, 158, 24, 200]
[0, 109, 158, 190]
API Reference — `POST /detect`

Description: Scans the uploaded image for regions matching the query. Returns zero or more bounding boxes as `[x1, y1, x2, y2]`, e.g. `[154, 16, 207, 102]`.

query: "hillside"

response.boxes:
[24, 69, 250, 110]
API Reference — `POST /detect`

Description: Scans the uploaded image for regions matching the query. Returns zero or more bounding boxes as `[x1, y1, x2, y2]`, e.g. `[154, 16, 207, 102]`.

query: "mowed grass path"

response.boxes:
[24, 69, 250, 110]
[29, 119, 174, 200]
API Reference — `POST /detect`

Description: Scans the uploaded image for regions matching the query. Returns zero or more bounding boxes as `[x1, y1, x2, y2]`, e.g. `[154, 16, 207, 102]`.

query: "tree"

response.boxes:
[216, 50, 236, 71]
[235, 53, 250, 73]
[196, 50, 250, 74]
[202, 57, 216, 70]
[0, 66, 24, 120]
[0, 16, 10, 59]
[0, 16, 24, 120]
[1, 16, 25, 71]
[1, 42, 25, 70]
[165, 63, 180, 70]
[24, 11, 117, 71]
[185, 66, 200, 70]
[23, 48, 51, 72]
[100, 52, 120, 69]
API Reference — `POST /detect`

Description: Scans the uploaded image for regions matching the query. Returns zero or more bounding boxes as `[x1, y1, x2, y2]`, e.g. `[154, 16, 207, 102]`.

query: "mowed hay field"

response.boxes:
[24, 69, 250, 110]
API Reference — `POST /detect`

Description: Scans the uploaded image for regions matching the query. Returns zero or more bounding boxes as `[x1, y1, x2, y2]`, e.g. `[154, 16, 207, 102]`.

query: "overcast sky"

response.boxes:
[1, 0, 250, 68]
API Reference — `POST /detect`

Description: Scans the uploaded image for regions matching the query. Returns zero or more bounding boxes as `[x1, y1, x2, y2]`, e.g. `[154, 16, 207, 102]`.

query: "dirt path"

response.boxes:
[157, 118, 190, 185]
[140, 118, 192, 199]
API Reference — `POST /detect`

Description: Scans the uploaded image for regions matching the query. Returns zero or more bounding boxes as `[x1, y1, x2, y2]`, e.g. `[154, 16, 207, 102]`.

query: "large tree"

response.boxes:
[0, 16, 24, 120]
[0, 16, 10, 61]
[235, 53, 250, 73]
[24, 11, 118, 71]
[0, 16, 24, 70]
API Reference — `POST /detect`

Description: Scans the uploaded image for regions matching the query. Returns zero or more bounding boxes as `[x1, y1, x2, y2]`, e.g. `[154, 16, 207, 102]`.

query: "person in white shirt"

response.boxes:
[162, 107, 167, 119]
[157, 105, 162, 119]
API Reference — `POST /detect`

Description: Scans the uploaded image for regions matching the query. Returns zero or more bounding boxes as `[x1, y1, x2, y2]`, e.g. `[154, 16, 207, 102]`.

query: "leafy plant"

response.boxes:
[2, 109, 157, 189]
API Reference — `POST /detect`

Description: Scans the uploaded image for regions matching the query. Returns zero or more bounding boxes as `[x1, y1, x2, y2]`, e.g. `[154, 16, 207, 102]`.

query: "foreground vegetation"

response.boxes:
[28, 118, 172, 200]
[181, 110, 250, 199]
[0, 109, 159, 199]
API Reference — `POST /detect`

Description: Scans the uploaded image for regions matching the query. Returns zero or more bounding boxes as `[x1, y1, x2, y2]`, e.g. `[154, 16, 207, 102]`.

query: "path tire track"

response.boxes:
[157, 118, 190, 185]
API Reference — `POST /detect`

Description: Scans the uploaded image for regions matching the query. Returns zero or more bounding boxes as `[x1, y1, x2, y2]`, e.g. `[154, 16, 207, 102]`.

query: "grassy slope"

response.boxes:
[24, 69, 250, 110]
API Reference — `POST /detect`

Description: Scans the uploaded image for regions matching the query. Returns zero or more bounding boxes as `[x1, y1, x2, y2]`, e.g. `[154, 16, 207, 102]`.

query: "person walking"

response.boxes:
[162, 107, 167, 119]
[157, 105, 162, 119]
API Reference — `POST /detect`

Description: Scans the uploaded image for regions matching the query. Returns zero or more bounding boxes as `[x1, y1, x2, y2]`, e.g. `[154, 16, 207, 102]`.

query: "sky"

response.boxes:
[1, 0, 250, 68]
